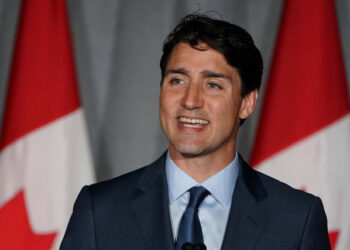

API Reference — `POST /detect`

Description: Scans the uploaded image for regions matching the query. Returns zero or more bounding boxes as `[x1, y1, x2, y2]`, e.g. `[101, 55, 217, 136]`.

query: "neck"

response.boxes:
[168, 147, 236, 183]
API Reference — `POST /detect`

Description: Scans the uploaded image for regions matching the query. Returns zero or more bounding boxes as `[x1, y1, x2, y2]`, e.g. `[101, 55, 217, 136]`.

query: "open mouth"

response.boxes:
[178, 117, 209, 128]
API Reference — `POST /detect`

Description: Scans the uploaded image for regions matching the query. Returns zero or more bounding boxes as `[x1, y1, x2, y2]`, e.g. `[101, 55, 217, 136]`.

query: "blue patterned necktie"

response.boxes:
[176, 186, 210, 250]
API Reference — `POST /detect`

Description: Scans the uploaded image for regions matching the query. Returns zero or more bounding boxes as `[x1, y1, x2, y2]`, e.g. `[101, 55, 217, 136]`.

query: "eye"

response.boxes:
[207, 82, 221, 89]
[170, 78, 184, 85]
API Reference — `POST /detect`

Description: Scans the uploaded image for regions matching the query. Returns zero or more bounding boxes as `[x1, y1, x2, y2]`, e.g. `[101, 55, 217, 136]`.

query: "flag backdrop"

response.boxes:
[251, 0, 350, 250]
[0, 0, 95, 249]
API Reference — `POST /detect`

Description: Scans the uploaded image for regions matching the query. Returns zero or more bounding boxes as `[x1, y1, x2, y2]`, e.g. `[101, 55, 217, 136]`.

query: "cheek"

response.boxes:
[160, 89, 181, 110]
[159, 93, 171, 116]
[210, 95, 236, 113]
[159, 90, 177, 126]
[211, 99, 240, 126]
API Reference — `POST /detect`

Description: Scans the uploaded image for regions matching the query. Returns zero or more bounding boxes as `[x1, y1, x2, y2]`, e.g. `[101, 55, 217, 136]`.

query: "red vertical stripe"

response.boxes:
[250, 0, 349, 166]
[0, 0, 80, 151]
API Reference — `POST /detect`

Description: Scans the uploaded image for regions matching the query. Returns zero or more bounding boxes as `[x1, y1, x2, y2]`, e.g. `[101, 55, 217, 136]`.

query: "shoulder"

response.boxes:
[251, 167, 327, 228]
[258, 170, 314, 199]
[252, 168, 330, 248]
[256, 169, 318, 206]
[88, 166, 146, 198]
[238, 155, 319, 208]
[81, 151, 167, 204]
[237, 155, 326, 228]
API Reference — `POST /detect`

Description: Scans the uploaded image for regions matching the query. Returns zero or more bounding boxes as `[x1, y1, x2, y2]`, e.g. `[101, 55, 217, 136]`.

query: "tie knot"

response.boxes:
[187, 186, 210, 210]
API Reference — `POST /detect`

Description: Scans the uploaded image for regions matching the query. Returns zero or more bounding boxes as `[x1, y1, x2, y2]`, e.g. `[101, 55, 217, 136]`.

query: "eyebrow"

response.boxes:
[202, 70, 232, 81]
[165, 68, 189, 77]
[165, 68, 232, 81]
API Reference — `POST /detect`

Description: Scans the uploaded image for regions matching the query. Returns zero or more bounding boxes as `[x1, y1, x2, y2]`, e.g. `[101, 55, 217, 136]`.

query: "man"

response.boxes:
[61, 14, 331, 250]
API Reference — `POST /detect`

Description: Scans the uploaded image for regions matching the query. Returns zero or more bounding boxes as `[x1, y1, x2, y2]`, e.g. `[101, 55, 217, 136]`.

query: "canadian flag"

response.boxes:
[0, 0, 95, 249]
[250, 0, 350, 250]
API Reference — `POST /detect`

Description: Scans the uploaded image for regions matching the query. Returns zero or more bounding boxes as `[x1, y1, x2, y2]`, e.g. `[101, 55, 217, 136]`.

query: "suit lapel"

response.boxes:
[221, 155, 270, 250]
[131, 153, 175, 250]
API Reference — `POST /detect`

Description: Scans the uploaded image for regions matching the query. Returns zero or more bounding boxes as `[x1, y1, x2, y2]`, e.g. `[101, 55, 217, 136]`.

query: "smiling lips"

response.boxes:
[178, 117, 209, 129]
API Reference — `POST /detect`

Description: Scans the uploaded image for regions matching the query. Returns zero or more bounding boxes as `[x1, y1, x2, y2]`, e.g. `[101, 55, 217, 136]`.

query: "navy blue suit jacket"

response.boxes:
[60, 152, 331, 249]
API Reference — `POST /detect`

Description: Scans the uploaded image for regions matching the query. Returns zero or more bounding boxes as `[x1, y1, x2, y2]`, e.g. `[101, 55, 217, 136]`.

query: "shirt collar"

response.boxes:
[165, 151, 239, 208]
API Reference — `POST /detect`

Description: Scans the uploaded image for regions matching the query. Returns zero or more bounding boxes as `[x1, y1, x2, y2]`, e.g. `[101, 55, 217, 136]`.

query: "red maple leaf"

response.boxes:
[0, 190, 57, 249]
[329, 231, 339, 250]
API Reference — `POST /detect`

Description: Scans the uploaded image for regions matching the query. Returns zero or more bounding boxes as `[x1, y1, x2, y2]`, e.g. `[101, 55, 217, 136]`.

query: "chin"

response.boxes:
[180, 151, 203, 158]
[173, 143, 209, 158]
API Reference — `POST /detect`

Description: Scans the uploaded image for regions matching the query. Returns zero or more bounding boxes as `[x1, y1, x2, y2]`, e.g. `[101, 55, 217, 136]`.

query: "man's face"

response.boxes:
[159, 42, 257, 159]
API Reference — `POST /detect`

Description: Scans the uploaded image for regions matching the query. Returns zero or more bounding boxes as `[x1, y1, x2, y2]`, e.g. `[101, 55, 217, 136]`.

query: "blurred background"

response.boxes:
[0, 0, 349, 181]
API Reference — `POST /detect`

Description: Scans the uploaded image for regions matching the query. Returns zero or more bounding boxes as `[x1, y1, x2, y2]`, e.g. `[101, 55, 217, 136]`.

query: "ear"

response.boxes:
[239, 89, 258, 119]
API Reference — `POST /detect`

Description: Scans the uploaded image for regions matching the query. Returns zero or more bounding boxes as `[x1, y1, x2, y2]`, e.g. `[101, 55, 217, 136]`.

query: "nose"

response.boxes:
[181, 83, 203, 110]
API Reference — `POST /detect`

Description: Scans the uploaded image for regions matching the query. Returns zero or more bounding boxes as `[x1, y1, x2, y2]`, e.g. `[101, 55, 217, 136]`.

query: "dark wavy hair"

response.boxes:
[160, 14, 263, 97]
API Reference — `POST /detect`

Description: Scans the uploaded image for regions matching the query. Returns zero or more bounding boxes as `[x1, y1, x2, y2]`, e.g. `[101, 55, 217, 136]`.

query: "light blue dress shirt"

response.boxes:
[165, 152, 239, 250]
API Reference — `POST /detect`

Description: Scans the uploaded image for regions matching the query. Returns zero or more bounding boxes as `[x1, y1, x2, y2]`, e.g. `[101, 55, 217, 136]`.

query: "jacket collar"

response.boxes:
[221, 154, 270, 250]
[131, 152, 175, 250]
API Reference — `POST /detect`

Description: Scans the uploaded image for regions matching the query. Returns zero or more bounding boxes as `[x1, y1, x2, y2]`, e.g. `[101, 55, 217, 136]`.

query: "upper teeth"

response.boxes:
[179, 117, 209, 124]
